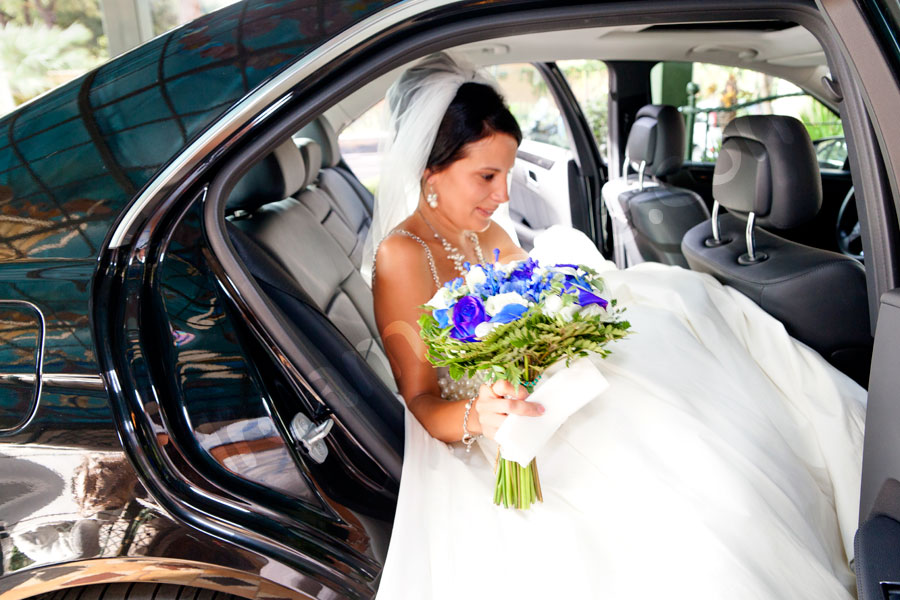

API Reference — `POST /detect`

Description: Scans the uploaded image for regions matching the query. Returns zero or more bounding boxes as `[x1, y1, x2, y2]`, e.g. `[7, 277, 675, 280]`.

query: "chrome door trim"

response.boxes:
[0, 299, 46, 436]
[107, 0, 454, 249]
[0, 372, 105, 392]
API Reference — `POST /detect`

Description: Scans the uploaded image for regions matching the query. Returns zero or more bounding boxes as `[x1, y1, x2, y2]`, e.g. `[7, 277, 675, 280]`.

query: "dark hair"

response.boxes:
[426, 82, 522, 173]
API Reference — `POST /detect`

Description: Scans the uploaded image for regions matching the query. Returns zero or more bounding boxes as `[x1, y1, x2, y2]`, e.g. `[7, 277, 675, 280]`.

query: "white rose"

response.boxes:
[474, 322, 499, 339]
[484, 292, 528, 316]
[542, 294, 563, 317]
[425, 286, 453, 310]
[465, 265, 487, 290]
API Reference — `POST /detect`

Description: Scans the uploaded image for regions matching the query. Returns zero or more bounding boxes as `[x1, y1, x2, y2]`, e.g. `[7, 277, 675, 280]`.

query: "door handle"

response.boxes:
[0, 300, 45, 436]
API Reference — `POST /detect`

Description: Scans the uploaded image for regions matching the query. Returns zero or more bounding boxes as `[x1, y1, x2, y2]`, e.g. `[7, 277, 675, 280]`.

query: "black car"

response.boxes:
[2, 1, 900, 599]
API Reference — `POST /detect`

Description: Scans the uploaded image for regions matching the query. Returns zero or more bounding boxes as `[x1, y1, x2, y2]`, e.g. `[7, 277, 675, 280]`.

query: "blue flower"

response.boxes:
[572, 286, 609, 309]
[509, 258, 538, 281]
[489, 303, 528, 324]
[450, 296, 488, 342]
[444, 277, 464, 291]
[434, 308, 451, 328]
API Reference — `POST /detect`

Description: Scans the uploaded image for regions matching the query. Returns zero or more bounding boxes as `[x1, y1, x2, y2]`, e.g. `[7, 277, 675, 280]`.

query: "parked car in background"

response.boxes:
[2, 2, 900, 600]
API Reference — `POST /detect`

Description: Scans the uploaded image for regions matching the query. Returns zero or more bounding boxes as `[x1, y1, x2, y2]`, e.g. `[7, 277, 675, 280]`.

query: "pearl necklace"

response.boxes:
[418, 209, 486, 276]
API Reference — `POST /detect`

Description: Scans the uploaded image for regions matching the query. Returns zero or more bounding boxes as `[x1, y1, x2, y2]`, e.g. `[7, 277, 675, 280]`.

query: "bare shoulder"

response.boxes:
[373, 232, 435, 298]
[481, 221, 528, 262]
[376, 232, 429, 274]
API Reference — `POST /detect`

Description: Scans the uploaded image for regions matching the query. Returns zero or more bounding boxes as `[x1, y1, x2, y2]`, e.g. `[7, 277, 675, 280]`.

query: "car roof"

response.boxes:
[326, 21, 831, 132]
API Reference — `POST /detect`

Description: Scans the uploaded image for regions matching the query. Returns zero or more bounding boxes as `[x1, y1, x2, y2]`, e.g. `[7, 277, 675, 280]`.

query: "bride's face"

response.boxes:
[425, 133, 518, 233]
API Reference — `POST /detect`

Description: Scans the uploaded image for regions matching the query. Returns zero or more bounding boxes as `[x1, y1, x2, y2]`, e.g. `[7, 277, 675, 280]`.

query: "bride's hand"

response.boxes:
[472, 380, 544, 440]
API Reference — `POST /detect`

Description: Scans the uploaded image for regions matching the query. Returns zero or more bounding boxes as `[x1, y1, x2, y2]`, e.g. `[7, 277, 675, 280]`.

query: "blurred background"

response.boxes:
[0, 0, 239, 116]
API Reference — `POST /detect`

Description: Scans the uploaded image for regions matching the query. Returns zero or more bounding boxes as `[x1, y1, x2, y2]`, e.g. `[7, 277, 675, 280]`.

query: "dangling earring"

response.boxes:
[427, 187, 439, 209]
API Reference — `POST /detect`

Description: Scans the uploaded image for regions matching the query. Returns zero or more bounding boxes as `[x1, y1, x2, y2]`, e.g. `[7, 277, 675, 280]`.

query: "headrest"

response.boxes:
[712, 115, 821, 229]
[296, 137, 322, 188]
[626, 104, 685, 177]
[226, 139, 305, 213]
[295, 117, 341, 168]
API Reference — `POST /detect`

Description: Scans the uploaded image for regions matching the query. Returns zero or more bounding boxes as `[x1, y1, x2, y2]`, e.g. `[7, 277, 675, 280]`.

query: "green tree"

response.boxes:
[0, 21, 103, 104]
[0, 0, 104, 45]
[799, 98, 843, 141]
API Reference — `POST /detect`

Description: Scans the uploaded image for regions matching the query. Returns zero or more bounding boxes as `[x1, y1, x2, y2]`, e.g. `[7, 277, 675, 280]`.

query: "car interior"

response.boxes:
[221, 18, 870, 395]
[189, 12, 885, 558]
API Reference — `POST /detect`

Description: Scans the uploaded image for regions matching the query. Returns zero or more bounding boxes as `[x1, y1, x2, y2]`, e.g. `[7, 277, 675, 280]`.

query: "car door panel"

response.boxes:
[857, 288, 900, 599]
[509, 141, 573, 250]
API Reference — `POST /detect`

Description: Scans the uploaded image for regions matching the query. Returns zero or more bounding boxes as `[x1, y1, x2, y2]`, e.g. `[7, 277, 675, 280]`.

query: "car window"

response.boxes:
[337, 100, 385, 195]
[557, 59, 610, 161]
[651, 61, 844, 167]
[491, 63, 571, 150]
[337, 62, 577, 196]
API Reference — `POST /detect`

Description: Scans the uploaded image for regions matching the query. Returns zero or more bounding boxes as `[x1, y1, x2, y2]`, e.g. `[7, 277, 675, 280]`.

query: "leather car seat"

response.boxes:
[682, 115, 872, 385]
[226, 138, 399, 395]
[295, 117, 373, 269]
[601, 104, 709, 268]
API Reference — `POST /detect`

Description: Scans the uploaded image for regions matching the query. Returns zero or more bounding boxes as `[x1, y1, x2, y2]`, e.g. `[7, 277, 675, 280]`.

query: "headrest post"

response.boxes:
[637, 160, 646, 191]
[711, 201, 721, 243]
[745, 212, 757, 261]
[622, 151, 631, 177]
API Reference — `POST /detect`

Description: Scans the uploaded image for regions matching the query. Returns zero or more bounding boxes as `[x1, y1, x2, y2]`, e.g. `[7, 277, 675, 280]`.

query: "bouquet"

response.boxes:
[419, 249, 631, 509]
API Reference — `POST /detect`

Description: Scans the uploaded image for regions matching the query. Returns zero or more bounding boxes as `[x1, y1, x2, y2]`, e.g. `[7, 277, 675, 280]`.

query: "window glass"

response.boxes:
[338, 99, 385, 195]
[651, 62, 844, 167]
[491, 63, 571, 150]
[558, 59, 609, 161]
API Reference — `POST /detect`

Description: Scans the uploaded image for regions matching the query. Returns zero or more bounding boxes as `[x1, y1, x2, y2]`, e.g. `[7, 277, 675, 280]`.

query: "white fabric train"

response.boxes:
[376, 226, 865, 600]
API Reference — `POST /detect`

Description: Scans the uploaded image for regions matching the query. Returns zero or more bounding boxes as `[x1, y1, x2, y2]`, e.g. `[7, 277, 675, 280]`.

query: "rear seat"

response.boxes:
[227, 138, 397, 394]
[293, 137, 367, 267]
[294, 117, 373, 270]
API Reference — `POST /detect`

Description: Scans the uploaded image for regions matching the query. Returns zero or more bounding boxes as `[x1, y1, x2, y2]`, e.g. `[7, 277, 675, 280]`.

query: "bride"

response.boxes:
[368, 54, 865, 599]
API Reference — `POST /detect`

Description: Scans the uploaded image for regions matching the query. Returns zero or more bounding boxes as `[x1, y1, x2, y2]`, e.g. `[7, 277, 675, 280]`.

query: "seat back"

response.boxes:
[601, 104, 709, 268]
[682, 115, 872, 385]
[295, 117, 373, 269]
[227, 138, 397, 393]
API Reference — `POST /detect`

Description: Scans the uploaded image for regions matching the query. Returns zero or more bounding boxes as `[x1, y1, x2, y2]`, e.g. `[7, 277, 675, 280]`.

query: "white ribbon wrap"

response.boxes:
[494, 356, 609, 466]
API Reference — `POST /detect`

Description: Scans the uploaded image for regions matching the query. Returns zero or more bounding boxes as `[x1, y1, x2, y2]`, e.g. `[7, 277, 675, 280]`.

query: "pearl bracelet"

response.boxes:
[462, 396, 481, 453]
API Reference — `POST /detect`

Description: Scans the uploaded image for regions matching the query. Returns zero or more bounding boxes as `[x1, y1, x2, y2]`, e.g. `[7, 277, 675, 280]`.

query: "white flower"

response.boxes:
[484, 291, 528, 316]
[558, 304, 579, 322]
[542, 294, 563, 316]
[554, 266, 579, 277]
[425, 286, 454, 310]
[465, 265, 487, 289]
[474, 322, 499, 339]
[496, 259, 525, 275]
[579, 303, 607, 319]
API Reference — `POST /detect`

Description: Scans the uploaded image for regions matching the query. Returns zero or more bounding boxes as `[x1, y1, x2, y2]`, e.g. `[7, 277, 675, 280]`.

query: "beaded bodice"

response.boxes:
[436, 366, 484, 402]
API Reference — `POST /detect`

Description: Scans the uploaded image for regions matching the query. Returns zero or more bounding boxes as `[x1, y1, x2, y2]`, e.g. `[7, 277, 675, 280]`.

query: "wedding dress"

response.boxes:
[375, 226, 865, 600]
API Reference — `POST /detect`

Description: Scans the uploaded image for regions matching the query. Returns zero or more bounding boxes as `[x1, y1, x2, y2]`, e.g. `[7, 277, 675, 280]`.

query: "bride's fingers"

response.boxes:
[490, 379, 530, 401]
[503, 397, 544, 417]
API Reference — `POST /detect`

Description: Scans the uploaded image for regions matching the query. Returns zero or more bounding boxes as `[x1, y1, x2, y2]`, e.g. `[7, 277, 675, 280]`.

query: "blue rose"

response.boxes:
[450, 295, 488, 342]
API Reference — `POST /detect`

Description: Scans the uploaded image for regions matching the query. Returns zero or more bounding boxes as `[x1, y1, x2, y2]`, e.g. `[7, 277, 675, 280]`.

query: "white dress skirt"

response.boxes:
[375, 226, 866, 600]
